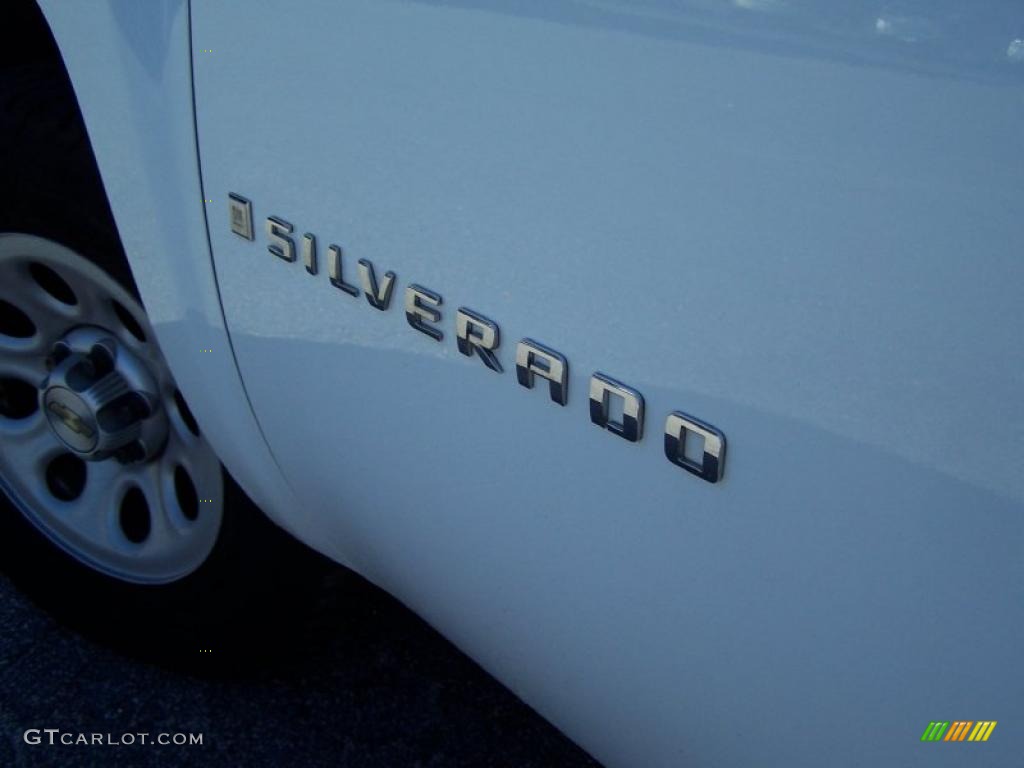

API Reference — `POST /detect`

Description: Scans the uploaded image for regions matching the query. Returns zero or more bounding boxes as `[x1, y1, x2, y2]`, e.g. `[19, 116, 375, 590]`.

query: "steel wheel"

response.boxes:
[0, 232, 223, 583]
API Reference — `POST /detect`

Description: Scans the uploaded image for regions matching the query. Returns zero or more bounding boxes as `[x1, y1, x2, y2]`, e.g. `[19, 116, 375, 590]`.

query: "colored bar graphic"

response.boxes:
[922, 720, 996, 743]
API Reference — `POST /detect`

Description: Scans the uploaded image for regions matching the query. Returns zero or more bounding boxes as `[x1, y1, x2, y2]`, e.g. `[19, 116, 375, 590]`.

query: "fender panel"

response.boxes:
[189, 2, 1023, 767]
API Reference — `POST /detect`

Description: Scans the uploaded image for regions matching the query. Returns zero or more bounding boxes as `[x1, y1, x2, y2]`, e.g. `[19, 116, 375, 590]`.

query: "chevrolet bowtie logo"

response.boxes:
[47, 401, 95, 439]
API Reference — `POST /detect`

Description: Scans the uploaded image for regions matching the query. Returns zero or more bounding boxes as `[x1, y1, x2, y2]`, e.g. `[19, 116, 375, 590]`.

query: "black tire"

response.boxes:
[0, 63, 325, 670]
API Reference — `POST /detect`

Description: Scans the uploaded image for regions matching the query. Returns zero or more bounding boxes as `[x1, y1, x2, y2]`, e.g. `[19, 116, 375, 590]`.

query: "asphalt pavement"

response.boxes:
[0, 547, 600, 768]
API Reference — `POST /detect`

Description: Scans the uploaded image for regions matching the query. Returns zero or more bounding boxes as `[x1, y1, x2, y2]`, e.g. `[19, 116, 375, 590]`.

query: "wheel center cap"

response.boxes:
[38, 326, 168, 463]
[43, 386, 99, 453]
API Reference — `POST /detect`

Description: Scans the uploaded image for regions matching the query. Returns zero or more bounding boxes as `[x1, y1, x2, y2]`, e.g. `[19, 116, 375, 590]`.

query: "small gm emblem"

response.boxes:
[228, 193, 254, 240]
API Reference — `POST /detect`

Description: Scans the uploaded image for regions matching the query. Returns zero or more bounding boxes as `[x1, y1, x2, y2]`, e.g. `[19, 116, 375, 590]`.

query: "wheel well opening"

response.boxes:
[1, 1, 135, 294]
[0, 1, 62, 71]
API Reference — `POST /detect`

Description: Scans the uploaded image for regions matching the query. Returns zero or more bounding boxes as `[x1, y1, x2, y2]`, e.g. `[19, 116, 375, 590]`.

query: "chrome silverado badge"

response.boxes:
[227, 193, 726, 483]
